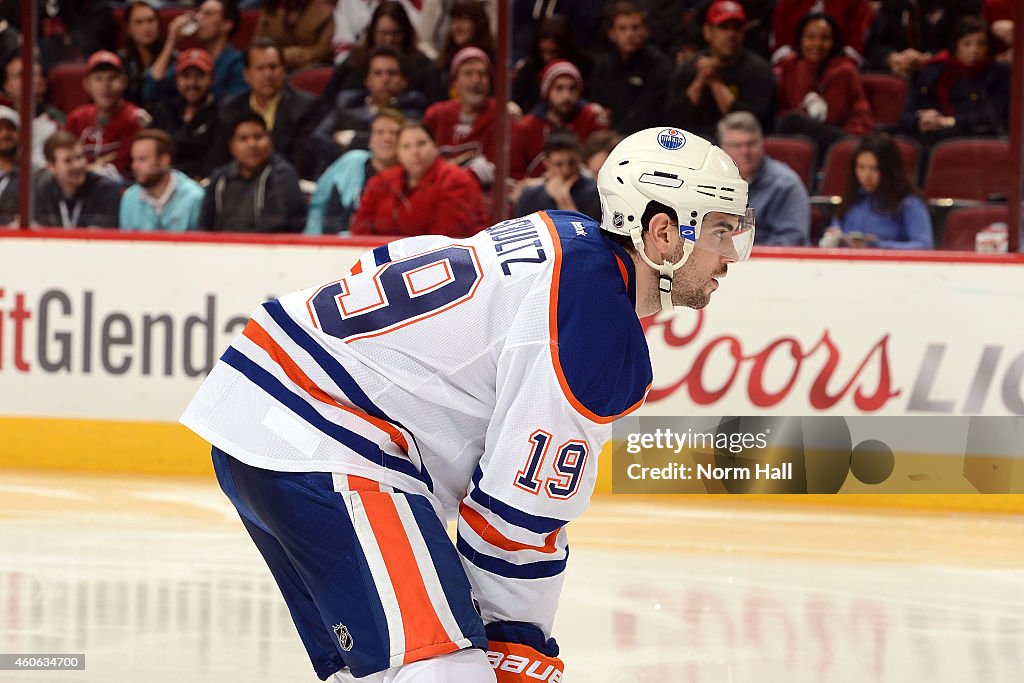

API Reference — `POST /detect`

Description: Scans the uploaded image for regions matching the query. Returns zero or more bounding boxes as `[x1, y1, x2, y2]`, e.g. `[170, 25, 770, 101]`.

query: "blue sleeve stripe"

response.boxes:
[261, 299, 431, 489]
[468, 467, 567, 535]
[456, 536, 568, 580]
[221, 347, 431, 488]
[263, 299, 384, 419]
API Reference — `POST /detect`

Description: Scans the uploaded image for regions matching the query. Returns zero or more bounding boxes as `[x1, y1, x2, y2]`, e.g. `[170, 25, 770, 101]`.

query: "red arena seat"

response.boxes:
[763, 135, 817, 189]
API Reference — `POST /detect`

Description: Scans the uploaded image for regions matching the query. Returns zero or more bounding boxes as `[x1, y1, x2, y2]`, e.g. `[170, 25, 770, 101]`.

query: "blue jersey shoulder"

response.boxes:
[543, 211, 652, 421]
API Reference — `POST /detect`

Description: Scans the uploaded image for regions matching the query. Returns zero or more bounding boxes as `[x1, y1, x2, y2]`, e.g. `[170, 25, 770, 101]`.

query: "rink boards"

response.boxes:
[2, 230, 1023, 511]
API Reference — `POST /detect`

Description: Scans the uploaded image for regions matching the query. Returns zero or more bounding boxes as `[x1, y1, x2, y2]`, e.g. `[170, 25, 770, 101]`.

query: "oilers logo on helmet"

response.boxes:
[657, 128, 686, 150]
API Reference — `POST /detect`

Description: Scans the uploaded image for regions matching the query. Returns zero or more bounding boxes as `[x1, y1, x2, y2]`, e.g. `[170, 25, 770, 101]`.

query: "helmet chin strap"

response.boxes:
[630, 227, 695, 312]
[658, 240, 695, 311]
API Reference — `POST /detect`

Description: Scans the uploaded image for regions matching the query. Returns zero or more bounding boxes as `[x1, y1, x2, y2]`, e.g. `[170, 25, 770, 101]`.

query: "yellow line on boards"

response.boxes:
[0, 417, 213, 476]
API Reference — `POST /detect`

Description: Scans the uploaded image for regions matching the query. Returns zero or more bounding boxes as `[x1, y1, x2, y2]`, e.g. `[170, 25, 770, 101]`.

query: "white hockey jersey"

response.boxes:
[180, 210, 652, 635]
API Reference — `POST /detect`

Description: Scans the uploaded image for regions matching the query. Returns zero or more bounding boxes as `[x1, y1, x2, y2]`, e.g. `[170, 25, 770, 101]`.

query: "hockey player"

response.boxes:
[181, 127, 755, 682]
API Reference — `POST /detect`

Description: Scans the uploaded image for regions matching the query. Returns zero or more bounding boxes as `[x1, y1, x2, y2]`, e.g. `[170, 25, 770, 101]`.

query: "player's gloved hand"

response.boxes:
[485, 622, 564, 682]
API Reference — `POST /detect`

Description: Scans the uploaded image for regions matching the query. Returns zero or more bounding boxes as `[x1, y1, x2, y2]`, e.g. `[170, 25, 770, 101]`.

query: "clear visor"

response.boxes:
[683, 207, 756, 261]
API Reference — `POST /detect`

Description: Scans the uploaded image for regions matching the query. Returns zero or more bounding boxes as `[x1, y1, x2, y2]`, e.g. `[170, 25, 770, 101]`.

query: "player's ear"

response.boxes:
[646, 212, 675, 259]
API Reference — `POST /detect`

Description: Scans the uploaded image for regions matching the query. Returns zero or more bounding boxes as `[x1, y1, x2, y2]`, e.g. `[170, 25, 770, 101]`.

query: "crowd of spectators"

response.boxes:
[0, 0, 1014, 250]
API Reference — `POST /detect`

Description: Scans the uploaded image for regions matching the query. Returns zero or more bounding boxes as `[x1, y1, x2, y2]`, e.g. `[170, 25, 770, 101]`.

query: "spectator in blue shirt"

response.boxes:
[717, 111, 810, 246]
[119, 129, 205, 232]
[145, 0, 248, 103]
[822, 133, 933, 249]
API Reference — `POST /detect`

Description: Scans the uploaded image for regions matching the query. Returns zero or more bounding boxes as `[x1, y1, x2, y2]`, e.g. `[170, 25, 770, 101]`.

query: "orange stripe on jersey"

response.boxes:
[350, 259, 364, 276]
[614, 252, 630, 289]
[347, 475, 381, 491]
[359, 493, 458, 664]
[241, 319, 411, 454]
[459, 503, 560, 554]
[538, 212, 650, 424]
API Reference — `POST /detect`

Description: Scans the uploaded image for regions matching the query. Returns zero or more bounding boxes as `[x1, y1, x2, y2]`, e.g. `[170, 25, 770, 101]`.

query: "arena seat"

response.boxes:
[861, 73, 908, 130]
[763, 135, 817, 189]
[924, 137, 1013, 204]
[940, 205, 1009, 250]
[46, 62, 91, 115]
[288, 66, 333, 96]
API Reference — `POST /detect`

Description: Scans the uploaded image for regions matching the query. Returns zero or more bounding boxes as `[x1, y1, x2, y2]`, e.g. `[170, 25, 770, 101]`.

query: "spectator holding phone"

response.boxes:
[821, 134, 933, 250]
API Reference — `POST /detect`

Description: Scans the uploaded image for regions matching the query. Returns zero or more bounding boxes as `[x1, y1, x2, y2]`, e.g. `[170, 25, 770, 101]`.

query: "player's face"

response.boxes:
[854, 150, 880, 194]
[364, 56, 405, 102]
[704, 20, 745, 59]
[454, 60, 489, 108]
[955, 30, 988, 66]
[799, 19, 834, 63]
[131, 139, 169, 188]
[84, 69, 126, 110]
[48, 144, 88, 190]
[176, 66, 213, 105]
[547, 75, 580, 117]
[397, 127, 437, 181]
[229, 121, 272, 172]
[127, 5, 161, 48]
[672, 211, 739, 309]
[719, 128, 763, 180]
[0, 121, 18, 156]
[368, 117, 400, 165]
[546, 149, 579, 181]
[244, 47, 285, 99]
[608, 13, 647, 56]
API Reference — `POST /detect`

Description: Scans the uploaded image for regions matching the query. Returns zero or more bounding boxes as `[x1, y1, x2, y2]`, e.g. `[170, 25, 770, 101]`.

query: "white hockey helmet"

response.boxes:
[598, 127, 755, 310]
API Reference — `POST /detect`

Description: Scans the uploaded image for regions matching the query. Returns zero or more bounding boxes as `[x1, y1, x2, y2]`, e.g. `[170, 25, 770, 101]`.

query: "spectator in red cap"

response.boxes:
[666, 0, 776, 142]
[146, 0, 248, 103]
[510, 59, 608, 180]
[423, 46, 498, 187]
[150, 49, 221, 180]
[65, 50, 152, 183]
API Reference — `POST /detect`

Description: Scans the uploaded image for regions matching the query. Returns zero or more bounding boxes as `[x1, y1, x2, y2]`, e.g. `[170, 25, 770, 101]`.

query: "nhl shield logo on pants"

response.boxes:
[333, 623, 354, 651]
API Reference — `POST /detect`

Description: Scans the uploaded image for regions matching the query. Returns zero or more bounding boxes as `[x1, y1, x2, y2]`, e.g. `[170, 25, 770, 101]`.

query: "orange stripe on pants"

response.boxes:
[358, 492, 458, 664]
